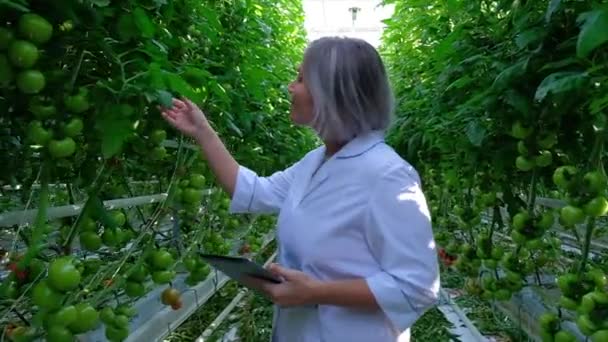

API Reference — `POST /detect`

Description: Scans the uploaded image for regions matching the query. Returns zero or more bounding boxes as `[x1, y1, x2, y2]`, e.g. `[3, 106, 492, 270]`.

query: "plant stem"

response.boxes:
[527, 167, 538, 213]
[577, 217, 596, 276]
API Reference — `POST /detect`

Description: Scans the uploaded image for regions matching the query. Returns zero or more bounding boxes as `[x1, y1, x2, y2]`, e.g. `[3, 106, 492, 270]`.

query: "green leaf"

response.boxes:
[165, 73, 195, 99]
[226, 118, 243, 137]
[534, 71, 588, 101]
[0, 0, 29, 11]
[540, 57, 580, 72]
[90, 0, 110, 7]
[156, 90, 173, 108]
[504, 90, 533, 116]
[116, 14, 138, 41]
[515, 27, 546, 50]
[133, 7, 155, 38]
[492, 58, 529, 90]
[577, 7, 608, 58]
[545, 0, 562, 23]
[445, 75, 473, 91]
[148, 63, 165, 89]
[97, 109, 133, 159]
[465, 120, 486, 147]
[590, 94, 608, 115]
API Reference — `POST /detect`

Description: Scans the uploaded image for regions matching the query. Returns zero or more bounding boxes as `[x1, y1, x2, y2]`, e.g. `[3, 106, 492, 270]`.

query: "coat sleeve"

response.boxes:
[363, 163, 440, 332]
[228, 161, 301, 215]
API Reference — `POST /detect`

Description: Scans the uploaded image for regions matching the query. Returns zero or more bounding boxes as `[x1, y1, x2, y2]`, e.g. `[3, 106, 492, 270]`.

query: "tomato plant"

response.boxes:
[382, 0, 608, 339]
[0, 0, 315, 340]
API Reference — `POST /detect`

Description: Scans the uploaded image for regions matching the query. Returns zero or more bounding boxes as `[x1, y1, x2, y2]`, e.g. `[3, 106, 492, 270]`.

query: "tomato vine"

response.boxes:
[382, 0, 608, 340]
[0, 0, 315, 341]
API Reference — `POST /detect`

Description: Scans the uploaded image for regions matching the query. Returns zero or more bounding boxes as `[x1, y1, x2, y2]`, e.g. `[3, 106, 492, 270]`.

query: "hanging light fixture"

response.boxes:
[348, 6, 361, 28]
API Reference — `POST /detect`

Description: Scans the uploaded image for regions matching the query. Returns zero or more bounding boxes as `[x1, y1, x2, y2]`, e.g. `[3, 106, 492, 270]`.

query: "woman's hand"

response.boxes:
[159, 97, 209, 140]
[244, 263, 380, 310]
[245, 263, 322, 307]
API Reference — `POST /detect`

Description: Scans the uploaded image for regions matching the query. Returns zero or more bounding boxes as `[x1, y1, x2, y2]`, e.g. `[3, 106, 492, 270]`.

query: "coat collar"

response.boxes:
[333, 130, 386, 159]
[292, 130, 386, 206]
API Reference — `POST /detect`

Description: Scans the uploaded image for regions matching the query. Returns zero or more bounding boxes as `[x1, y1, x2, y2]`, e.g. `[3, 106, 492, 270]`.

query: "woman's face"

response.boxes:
[288, 65, 314, 126]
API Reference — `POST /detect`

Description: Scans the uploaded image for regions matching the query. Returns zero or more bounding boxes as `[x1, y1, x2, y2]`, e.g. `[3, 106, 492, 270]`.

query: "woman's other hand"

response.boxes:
[245, 263, 322, 307]
[160, 97, 209, 141]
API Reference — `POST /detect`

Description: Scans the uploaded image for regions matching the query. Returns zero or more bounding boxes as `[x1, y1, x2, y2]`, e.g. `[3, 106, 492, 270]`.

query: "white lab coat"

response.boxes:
[229, 130, 440, 342]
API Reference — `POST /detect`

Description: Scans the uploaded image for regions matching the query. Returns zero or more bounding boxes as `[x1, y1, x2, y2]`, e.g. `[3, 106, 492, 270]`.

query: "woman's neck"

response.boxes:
[324, 141, 346, 157]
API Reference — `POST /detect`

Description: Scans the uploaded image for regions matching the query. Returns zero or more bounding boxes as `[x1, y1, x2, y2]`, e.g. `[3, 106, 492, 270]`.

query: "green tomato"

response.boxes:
[584, 196, 608, 217]
[80, 231, 102, 251]
[68, 303, 99, 333]
[591, 331, 608, 342]
[48, 257, 81, 292]
[510, 230, 527, 244]
[110, 210, 126, 226]
[65, 91, 90, 113]
[18, 13, 53, 44]
[559, 296, 579, 310]
[583, 171, 607, 194]
[517, 141, 529, 155]
[511, 121, 532, 139]
[577, 314, 599, 336]
[48, 137, 76, 159]
[586, 268, 607, 288]
[27, 120, 52, 145]
[63, 117, 84, 137]
[537, 211, 555, 230]
[28, 100, 56, 118]
[538, 132, 558, 149]
[102, 229, 118, 246]
[115, 304, 136, 318]
[99, 307, 115, 324]
[151, 250, 174, 270]
[125, 281, 145, 298]
[560, 205, 586, 226]
[539, 312, 559, 333]
[561, 331, 582, 342]
[516, 156, 535, 171]
[557, 273, 578, 293]
[150, 146, 167, 160]
[150, 129, 167, 144]
[47, 305, 77, 326]
[127, 264, 148, 282]
[182, 188, 202, 204]
[183, 256, 199, 272]
[32, 280, 64, 310]
[553, 166, 578, 190]
[579, 292, 597, 314]
[189, 173, 206, 189]
[525, 238, 543, 250]
[151, 270, 175, 284]
[1, 279, 18, 299]
[16, 69, 45, 94]
[512, 212, 530, 231]
[8, 40, 38, 68]
[46, 326, 73, 342]
[535, 150, 553, 167]
[105, 325, 129, 342]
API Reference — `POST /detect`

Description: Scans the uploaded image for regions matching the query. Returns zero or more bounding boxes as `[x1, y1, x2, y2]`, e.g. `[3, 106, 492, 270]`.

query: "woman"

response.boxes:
[160, 36, 440, 342]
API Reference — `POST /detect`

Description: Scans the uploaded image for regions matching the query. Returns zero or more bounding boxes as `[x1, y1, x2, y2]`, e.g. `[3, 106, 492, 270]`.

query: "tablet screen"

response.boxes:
[199, 254, 283, 284]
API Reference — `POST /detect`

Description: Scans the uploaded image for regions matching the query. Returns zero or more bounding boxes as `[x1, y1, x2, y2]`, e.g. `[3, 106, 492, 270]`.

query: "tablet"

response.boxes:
[199, 253, 283, 284]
